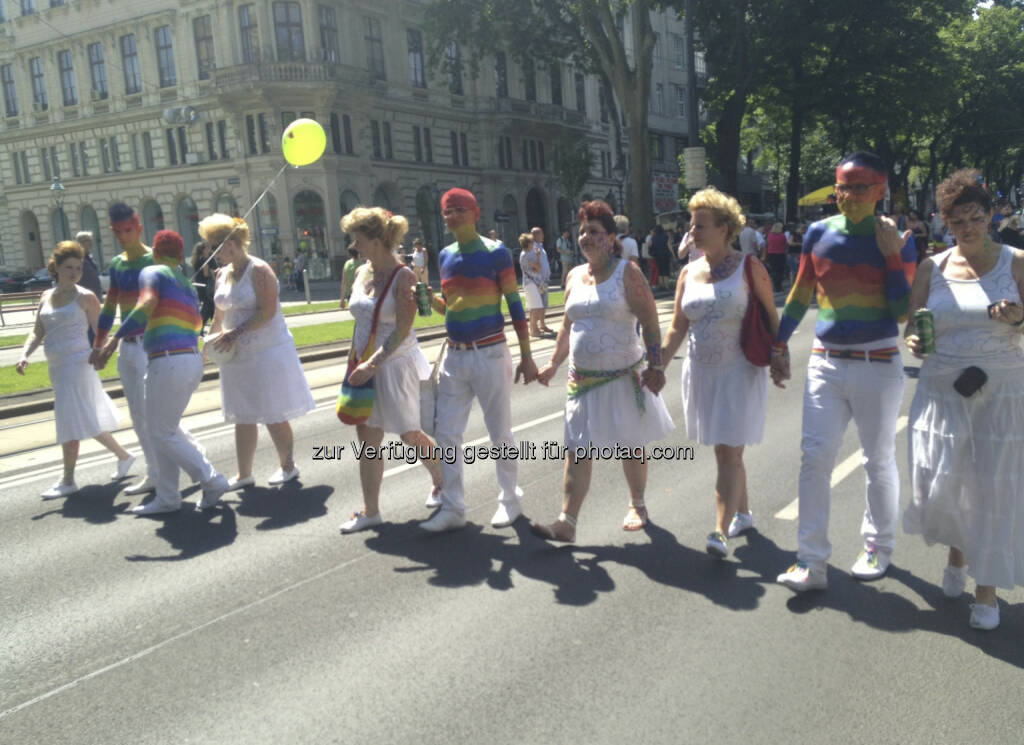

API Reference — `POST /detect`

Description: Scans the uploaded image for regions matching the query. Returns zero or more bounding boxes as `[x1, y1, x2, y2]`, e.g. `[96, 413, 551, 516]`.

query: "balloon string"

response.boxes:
[193, 161, 291, 278]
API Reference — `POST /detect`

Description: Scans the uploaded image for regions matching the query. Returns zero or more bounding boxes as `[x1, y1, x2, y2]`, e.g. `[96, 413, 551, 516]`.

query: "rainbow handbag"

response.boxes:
[336, 266, 402, 425]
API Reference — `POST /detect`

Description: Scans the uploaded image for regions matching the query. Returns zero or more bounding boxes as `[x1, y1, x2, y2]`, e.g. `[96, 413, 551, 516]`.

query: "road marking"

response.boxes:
[773, 415, 908, 520]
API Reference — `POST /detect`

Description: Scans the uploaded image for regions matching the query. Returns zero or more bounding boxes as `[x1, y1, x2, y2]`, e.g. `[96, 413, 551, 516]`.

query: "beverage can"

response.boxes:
[415, 282, 432, 317]
[913, 308, 935, 354]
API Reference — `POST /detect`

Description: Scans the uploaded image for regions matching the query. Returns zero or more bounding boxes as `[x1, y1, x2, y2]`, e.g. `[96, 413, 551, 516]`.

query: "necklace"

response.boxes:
[708, 251, 740, 281]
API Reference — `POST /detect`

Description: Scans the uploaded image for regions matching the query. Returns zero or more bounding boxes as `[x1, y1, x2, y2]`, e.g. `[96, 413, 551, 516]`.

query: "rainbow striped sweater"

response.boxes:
[439, 235, 527, 343]
[114, 264, 201, 355]
[777, 215, 916, 346]
[94, 251, 154, 347]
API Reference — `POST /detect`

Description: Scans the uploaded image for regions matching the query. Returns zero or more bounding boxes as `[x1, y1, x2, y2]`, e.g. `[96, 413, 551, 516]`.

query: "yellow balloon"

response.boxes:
[282, 118, 327, 166]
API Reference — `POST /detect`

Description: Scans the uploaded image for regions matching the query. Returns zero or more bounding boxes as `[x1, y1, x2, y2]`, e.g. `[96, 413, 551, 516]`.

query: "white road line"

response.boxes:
[773, 415, 908, 520]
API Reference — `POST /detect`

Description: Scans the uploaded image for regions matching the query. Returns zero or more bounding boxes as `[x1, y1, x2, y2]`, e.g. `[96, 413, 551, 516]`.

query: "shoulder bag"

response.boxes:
[740, 256, 773, 367]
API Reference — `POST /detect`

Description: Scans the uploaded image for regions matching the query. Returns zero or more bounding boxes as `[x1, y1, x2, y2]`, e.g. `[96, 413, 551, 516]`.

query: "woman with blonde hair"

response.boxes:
[662, 187, 781, 558]
[519, 232, 549, 337]
[202, 213, 315, 489]
[16, 241, 135, 498]
[337, 207, 443, 533]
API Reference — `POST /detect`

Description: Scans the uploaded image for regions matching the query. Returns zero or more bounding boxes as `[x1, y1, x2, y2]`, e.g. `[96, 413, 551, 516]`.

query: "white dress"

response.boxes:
[214, 258, 315, 424]
[41, 288, 121, 443]
[680, 254, 768, 446]
[348, 267, 431, 434]
[563, 258, 674, 447]
[903, 245, 1024, 590]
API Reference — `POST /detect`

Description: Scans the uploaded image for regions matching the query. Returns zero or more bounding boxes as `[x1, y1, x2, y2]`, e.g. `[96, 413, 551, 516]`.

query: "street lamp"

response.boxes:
[50, 177, 69, 241]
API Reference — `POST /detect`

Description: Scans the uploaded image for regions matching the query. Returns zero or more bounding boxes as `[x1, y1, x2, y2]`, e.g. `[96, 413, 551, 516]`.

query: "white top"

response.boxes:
[923, 244, 1024, 375]
[680, 254, 750, 367]
[214, 258, 290, 356]
[40, 287, 90, 362]
[349, 266, 418, 360]
[412, 250, 426, 268]
[738, 226, 759, 255]
[619, 235, 639, 261]
[566, 258, 643, 370]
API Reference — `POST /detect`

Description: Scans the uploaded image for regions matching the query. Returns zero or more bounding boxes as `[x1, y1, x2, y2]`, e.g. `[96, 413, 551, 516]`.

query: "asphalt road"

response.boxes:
[2, 310, 1023, 745]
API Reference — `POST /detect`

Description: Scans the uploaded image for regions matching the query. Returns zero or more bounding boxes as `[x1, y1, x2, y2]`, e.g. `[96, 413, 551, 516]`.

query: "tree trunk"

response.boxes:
[623, 85, 653, 225]
[714, 91, 746, 196]
[785, 104, 803, 223]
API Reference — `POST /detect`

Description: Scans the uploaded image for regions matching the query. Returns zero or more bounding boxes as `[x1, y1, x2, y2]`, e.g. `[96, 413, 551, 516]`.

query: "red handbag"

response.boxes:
[740, 256, 773, 367]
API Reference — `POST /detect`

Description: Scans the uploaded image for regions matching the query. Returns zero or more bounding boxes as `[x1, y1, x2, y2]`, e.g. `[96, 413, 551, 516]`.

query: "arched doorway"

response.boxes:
[80, 206, 104, 268]
[372, 186, 393, 212]
[256, 192, 279, 258]
[141, 199, 165, 245]
[605, 191, 617, 212]
[215, 193, 238, 216]
[339, 189, 361, 216]
[177, 197, 201, 252]
[21, 211, 44, 268]
[51, 208, 71, 244]
[292, 190, 328, 279]
[415, 185, 442, 279]
[525, 187, 548, 242]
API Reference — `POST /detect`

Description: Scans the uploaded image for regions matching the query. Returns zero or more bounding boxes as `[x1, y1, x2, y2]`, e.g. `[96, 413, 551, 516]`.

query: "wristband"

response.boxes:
[645, 344, 663, 368]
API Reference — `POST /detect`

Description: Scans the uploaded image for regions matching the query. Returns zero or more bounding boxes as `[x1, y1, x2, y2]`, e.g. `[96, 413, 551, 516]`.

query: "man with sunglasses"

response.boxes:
[420, 188, 538, 532]
[773, 152, 916, 591]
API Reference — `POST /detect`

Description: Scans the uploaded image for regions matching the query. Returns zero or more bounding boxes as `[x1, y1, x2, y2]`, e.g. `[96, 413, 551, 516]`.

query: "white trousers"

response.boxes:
[117, 340, 157, 480]
[796, 352, 905, 571]
[434, 342, 520, 514]
[145, 353, 218, 505]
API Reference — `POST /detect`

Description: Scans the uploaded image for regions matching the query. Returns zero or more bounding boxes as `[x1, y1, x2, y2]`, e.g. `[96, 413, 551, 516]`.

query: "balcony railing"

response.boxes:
[213, 60, 363, 88]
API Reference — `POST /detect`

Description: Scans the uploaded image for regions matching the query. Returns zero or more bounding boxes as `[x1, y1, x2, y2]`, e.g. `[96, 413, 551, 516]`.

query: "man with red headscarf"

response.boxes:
[91, 203, 158, 495]
[103, 230, 228, 514]
[421, 188, 537, 532]
[773, 152, 915, 591]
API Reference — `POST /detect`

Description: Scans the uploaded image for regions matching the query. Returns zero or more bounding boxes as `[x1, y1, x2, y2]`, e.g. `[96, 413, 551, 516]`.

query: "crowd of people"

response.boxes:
[14, 158, 1024, 632]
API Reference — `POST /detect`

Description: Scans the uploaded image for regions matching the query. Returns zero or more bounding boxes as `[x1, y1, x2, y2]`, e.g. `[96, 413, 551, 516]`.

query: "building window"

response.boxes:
[651, 83, 664, 115]
[177, 127, 188, 162]
[423, 126, 432, 162]
[246, 114, 258, 154]
[1, 65, 17, 117]
[549, 65, 563, 106]
[673, 34, 685, 70]
[343, 114, 353, 154]
[319, 5, 339, 62]
[529, 140, 537, 171]
[57, 50, 77, 106]
[78, 142, 88, 175]
[69, 142, 80, 177]
[675, 136, 688, 160]
[273, 2, 305, 62]
[88, 43, 108, 99]
[281, 110, 296, 132]
[142, 131, 154, 168]
[120, 35, 142, 94]
[523, 59, 536, 102]
[446, 42, 462, 96]
[330, 113, 343, 154]
[460, 132, 468, 167]
[100, 137, 119, 173]
[498, 139, 505, 169]
[130, 133, 140, 170]
[258, 113, 270, 153]
[503, 136, 512, 170]
[383, 121, 393, 159]
[538, 141, 545, 171]
[574, 72, 585, 113]
[110, 136, 120, 171]
[450, 131, 459, 166]
[13, 153, 23, 185]
[650, 134, 664, 162]
[521, 140, 528, 170]
[194, 16, 215, 80]
[206, 122, 218, 161]
[371, 120, 382, 159]
[166, 128, 178, 166]
[365, 16, 385, 80]
[239, 5, 259, 64]
[217, 120, 229, 159]
[413, 125, 422, 162]
[695, 50, 706, 77]
[407, 29, 426, 88]
[49, 146, 60, 178]
[598, 83, 608, 123]
[42, 147, 52, 181]
[155, 26, 177, 88]
[21, 0, 36, 15]
[29, 57, 47, 110]
[495, 52, 508, 99]
[675, 85, 685, 118]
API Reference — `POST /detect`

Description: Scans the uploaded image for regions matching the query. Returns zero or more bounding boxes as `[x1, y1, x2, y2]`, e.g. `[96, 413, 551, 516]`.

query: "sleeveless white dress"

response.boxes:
[563, 258, 674, 447]
[40, 287, 121, 443]
[348, 267, 431, 434]
[680, 254, 768, 446]
[213, 258, 315, 424]
[904, 245, 1024, 590]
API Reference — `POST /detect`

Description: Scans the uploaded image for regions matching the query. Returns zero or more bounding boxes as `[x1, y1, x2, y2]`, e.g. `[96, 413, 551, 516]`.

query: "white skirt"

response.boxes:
[564, 374, 674, 448]
[219, 336, 316, 424]
[682, 356, 767, 446]
[50, 352, 121, 443]
[903, 367, 1024, 590]
[367, 345, 431, 435]
[524, 282, 543, 311]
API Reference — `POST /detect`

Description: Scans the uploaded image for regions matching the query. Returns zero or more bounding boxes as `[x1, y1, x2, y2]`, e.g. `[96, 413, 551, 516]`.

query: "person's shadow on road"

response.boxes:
[228, 482, 334, 531]
[32, 483, 132, 525]
[124, 498, 238, 562]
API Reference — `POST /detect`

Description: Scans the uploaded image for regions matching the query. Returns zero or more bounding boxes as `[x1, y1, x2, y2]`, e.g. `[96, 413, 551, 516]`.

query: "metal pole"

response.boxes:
[685, 0, 699, 146]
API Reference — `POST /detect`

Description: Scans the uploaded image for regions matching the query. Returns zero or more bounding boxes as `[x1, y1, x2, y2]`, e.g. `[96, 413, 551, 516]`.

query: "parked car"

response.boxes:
[0, 273, 26, 293]
[20, 268, 54, 292]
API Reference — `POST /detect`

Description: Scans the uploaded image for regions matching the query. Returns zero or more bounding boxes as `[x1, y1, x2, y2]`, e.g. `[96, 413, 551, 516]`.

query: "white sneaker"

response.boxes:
[131, 496, 180, 515]
[776, 561, 828, 592]
[41, 481, 78, 500]
[198, 474, 229, 509]
[340, 511, 383, 534]
[969, 602, 999, 631]
[726, 511, 754, 538]
[111, 454, 136, 481]
[420, 509, 467, 532]
[491, 499, 522, 528]
[706, 531, 729, 558]
[268, 466, 300, 485]
[851, 547, 891, 580]
[425, 486, 443, 509]
[942, 565, 968, 598]
[124, 478, 155, 496]
[226, 475, 255, 491]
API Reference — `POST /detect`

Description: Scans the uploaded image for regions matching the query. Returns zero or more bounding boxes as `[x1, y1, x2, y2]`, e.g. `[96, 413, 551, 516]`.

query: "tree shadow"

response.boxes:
[124, 501, 238, 562]
[31, 483, 131, 525]
[228, 481, 334, 531]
